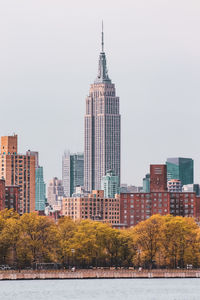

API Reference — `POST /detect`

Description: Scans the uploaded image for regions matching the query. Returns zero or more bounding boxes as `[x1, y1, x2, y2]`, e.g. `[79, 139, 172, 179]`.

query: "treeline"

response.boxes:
[0, 209, 200, 269]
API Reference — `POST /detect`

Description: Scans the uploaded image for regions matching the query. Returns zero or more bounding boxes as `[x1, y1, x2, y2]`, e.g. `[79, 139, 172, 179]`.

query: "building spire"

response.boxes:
[95, 22, 111, 84]
[101, 20, 104, 52]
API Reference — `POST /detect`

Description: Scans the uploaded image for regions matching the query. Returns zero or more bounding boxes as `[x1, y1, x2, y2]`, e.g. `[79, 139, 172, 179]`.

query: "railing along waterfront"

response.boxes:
[0, 269, 200, 280]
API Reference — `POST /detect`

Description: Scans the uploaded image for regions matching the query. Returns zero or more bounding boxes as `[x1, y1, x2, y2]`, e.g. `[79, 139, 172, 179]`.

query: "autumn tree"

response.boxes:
[161, 215, 200, 268]
[0, 209, 20, 264]
[131, 215, 164, 269]
[16, 213, 59, 267]
[57, 216, 77, 265]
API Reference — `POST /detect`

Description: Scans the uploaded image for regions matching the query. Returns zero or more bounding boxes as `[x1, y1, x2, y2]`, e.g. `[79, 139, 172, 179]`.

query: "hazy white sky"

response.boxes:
[0, 0, 200, 186]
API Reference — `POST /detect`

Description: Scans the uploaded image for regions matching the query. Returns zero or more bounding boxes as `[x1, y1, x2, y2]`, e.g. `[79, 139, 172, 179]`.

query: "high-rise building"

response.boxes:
[143, 174, 150, 193]
[47, 177, 64, 207]
[27, 151, 46, 212]
[1, 135, 18, 155]
[0, 135, 35, 214]
[35, 167, 46, 211]
[150, 165, 167, 192]
[84, 26, 121, 192]
[62, 151, 84, 197]
[26, 151, 39, 168]
[166, 157, 193, 186]
[101, 170, 119, 198]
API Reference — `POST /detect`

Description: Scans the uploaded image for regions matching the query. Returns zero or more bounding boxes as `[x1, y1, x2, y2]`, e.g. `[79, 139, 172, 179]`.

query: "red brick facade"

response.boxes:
[0, 179, 5, 211]
[0, 135, 36, 214]
[5, 186, 20, 213]
[150, 164, 167, 192]
[120, 192, 199, 227]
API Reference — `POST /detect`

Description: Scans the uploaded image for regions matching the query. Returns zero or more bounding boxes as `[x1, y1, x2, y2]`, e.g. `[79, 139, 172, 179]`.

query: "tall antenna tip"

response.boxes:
[101, 20, 104, 52]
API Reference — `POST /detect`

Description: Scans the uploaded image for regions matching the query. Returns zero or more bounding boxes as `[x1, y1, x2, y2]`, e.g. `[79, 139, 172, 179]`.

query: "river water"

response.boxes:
[0, 278, 199, 300]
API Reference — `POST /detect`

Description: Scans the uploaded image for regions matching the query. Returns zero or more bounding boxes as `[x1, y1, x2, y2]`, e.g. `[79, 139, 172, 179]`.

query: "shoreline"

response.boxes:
[0, 269, 200, 280]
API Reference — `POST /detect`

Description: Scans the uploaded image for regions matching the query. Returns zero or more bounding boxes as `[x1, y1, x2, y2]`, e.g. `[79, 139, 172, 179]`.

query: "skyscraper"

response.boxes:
[62, 151, 84, 197]
[84, 25, 121, 192]
[26, 151, 46, 211]
[166, 157, 193, 186]
[35, 166, 46, 211]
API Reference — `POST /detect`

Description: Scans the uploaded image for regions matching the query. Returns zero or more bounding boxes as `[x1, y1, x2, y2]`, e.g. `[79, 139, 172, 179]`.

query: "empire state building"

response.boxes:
[84, 26, 121, 192]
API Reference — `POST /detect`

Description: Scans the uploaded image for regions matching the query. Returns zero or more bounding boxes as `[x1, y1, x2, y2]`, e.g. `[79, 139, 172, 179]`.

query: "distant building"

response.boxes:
[72, 186, 89, 197]
[143, 174, 150, 193]
[167, 179, 182, 192]
[194, 184, 200, 196]
[182, 184, 200, 195]
[150, 165, 167, 192]
[120, 184, 128, 193]
[26, 151, 39, 168]
[166, 157, 193, 186]
[101, 170, 119, 198]
[62, 152, 84, 197]
[0, 135, 35, 214]
[0, 180, 5, 211]
[47, 177, 64, 207]
[84, 27, 120, 192]
[35, 167, 46, 211]
[27, 151, 46, 212]
[62, 190, 120, 225]
[120, 184, 142, 193]
[120, 192, 199, 227]
[0, 179, 20, 213]
[5, 185, 20, 212]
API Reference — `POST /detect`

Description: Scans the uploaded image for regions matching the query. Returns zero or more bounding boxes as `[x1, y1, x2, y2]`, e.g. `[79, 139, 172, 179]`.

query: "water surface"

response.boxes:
[0, 278, 199, 300]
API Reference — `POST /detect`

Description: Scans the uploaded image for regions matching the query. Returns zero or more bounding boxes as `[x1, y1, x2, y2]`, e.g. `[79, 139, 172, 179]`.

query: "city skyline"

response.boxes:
[1, 1, 200, 186]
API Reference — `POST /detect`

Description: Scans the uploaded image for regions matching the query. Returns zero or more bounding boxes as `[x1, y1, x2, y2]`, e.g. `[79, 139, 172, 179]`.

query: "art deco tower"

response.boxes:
[84, 25, 121, 192]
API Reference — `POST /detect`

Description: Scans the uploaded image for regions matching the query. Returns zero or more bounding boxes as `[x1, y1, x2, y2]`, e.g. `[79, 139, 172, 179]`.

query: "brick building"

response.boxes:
[0, 179, 5, 211]
[62, 190, 120, 225]
[0, 135, 35, 214]
[120, 164, 200, 227]
[150, 164, 167, 192]
[120, 192, 200, 227]
[0, 179, 20, 213]
[5, 186, 20, 212]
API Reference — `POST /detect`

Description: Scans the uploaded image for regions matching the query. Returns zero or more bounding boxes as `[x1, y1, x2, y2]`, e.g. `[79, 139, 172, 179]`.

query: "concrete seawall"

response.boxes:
[0, 270, 200, 280]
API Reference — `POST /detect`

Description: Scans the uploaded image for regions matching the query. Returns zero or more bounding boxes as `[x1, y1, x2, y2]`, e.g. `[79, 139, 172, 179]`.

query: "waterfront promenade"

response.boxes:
[0, 269, 200, 280]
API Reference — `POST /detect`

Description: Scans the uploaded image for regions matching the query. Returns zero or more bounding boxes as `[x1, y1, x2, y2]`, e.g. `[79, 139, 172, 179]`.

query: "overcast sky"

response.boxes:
[0, 0, 200, 186]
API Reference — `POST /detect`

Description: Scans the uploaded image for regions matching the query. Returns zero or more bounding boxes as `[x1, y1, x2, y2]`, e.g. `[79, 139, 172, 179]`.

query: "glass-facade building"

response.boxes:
[101, 170, 119, 198]
[35, 166, 46, 211]
[62, 152, 84, 197]
[143, 173, 150, 193]
[166, 157, 193, 186]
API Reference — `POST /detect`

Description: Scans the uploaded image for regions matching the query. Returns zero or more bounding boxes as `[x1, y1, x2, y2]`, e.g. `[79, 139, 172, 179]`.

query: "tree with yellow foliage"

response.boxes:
[16, 213, 59, 267]
[131, 215, 164, 269]
[161, 215, 200, 268]
[0, 209, 200, 269]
